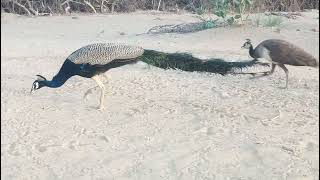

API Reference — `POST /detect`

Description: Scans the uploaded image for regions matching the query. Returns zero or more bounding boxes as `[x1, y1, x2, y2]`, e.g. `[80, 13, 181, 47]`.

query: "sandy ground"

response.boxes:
[1, 10, 319, 180]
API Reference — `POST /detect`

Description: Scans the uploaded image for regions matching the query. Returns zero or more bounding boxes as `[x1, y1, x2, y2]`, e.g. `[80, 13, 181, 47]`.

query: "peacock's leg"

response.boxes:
[83, 74, 109, 99]
[91, 75, 105, 110]
[83, 87, 98, 99]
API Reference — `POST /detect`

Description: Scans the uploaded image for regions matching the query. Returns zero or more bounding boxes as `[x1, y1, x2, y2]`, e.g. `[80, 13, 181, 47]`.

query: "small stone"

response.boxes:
[206, 127, 215, 135]
[306, 142, 314, 151]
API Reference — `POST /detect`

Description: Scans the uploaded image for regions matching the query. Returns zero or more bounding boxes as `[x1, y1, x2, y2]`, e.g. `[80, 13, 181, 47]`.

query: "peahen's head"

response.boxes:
[241, 39, 252, 49]
[30, 75, 47, 93]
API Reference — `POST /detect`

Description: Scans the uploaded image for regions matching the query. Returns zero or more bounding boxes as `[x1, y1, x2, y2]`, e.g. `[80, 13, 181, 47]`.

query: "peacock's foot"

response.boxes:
[97, 105, 105, 111]
[83, 87, 99, 99]
[97, 107, 105, 111]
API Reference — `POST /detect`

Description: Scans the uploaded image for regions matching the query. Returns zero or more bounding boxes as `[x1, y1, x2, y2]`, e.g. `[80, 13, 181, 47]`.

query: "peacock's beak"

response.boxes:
[30, 83, 36, 94]
[30, 87, 34, 94]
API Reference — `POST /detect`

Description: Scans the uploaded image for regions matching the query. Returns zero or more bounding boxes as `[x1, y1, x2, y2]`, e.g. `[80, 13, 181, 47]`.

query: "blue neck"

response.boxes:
[43, 73, 73, 88]
[249, 45, 255, 58]
[43, 59, 77, 88]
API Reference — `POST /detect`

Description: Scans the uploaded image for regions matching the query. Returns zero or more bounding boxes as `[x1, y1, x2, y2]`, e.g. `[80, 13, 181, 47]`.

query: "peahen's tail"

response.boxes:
[138, 50, 270, 75]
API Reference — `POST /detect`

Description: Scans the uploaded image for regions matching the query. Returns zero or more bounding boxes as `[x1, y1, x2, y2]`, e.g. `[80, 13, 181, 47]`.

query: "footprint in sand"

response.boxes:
[34, 143, 61, 153]
[7, 143, 20, 156]
[98, 135, 110, 143]
[68, 140, 78, 150]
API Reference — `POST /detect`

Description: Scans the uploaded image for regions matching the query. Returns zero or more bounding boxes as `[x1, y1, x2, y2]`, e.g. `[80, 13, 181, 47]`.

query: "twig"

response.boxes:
[83, 0, 97, 13]
[11, 1, 15, 14]
[111, 1, 117, 13]
[69, 0, 86, 6]
[37, 12, 51, 16]
[152, 0, 155, 10]
[47, 5, 53, 14]
[12, 0, 31, 16]
[100, 0, 107, 13]
[65, 5, 71, 14]
[40, 1, 45, 9]
[61, 0, 70, 6]
[157, 0, 162, 11]
[265, 11, 302, 19]
[25, 0, 38, 15]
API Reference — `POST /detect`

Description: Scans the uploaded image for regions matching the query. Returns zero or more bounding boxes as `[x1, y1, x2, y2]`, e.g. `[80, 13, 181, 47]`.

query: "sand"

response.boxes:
[1, 10, 319, 180]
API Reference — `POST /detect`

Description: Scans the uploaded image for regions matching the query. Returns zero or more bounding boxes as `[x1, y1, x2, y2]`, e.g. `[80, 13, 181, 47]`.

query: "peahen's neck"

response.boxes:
[249, 45, 255, 58]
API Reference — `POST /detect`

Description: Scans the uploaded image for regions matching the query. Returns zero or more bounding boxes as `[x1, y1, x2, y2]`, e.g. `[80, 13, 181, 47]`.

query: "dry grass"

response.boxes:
[1, 0, 319, 16]
[252, 14, 283, 27]
[253, 0, 319, 12]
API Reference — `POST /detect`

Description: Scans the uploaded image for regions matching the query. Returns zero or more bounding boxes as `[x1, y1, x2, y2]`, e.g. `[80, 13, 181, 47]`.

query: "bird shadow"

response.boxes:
[279, 86, 288, 89]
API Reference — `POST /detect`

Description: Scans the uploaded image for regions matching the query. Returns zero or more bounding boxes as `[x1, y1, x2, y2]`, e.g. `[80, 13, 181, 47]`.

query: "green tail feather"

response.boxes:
[138, 50, 270, 75]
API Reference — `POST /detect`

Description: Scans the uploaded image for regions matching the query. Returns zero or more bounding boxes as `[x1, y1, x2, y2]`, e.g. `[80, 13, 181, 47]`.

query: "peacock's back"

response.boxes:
[67, 43, 145, 65]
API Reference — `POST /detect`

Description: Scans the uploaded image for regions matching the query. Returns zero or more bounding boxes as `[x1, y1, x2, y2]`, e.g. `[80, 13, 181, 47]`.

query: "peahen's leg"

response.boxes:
[278, 64, 289, 88]
[268, 63, 276, 75]
[91, 75, 105, 110]
[259, 63, 276, 76]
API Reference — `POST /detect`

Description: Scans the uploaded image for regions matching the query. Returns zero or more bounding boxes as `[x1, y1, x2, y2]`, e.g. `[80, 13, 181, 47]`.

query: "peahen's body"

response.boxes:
[242, 39, 318, 88]
[31, 43, 269, 110]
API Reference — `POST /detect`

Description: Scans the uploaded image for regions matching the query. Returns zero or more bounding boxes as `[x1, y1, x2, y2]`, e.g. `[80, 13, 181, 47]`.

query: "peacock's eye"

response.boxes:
[33, 82, 39, 89]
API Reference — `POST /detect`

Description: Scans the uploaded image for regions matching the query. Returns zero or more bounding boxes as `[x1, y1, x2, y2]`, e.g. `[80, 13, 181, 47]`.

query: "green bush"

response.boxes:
[210, 0, 252, 25]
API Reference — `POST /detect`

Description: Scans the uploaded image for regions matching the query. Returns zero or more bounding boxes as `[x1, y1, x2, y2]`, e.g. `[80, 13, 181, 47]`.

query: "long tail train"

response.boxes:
[138, 50, 270, 75]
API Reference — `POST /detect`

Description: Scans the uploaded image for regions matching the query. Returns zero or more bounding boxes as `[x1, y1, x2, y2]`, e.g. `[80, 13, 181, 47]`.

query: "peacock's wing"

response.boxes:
[67, 43, 145, 65]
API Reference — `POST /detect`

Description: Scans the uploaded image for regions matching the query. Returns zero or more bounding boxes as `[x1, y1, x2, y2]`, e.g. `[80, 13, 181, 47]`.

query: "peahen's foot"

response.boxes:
[249, 71, 272, 79]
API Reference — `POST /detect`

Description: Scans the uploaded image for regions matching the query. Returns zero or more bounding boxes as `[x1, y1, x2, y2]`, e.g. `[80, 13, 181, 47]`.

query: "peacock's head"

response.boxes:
[30, 75, 47, 93]
[241, 39, 252, 49]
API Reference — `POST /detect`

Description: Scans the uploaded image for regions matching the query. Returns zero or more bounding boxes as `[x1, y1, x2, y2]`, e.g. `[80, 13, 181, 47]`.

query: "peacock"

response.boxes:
[31, 43, 269, 110]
